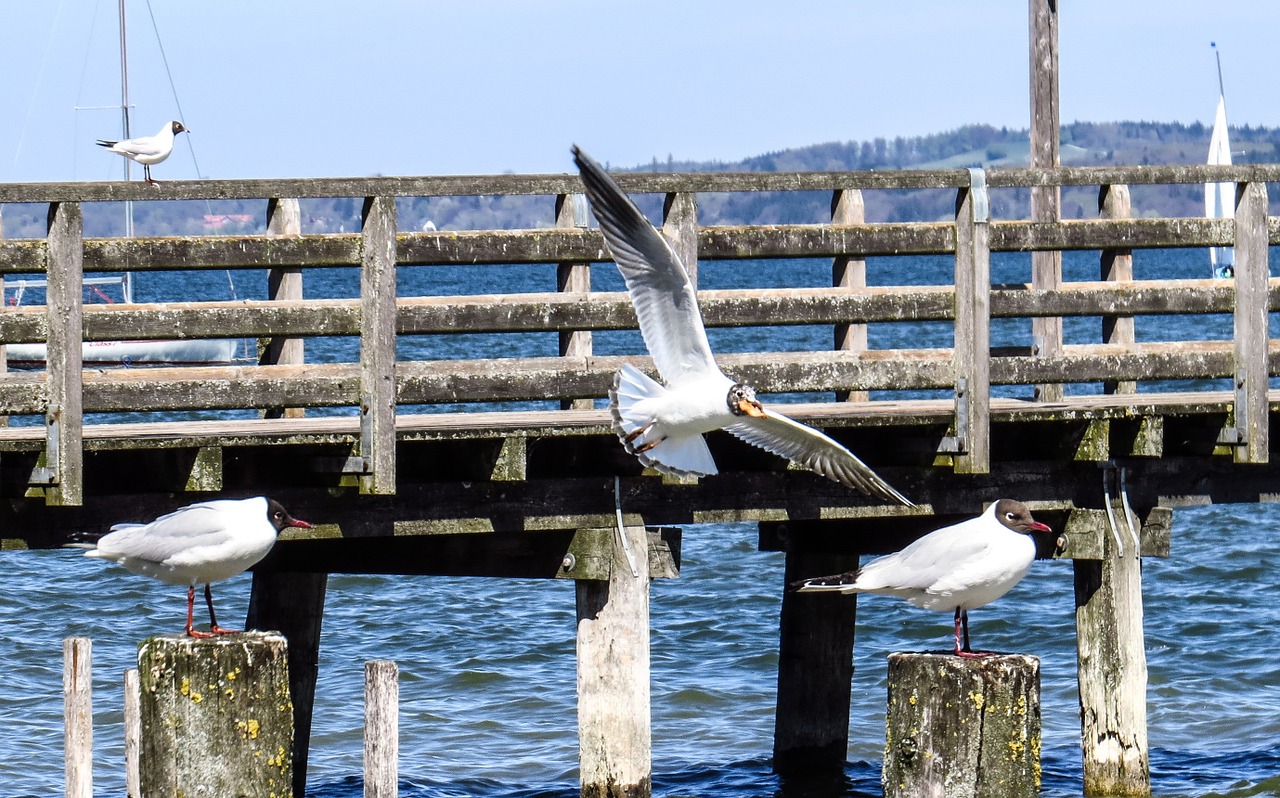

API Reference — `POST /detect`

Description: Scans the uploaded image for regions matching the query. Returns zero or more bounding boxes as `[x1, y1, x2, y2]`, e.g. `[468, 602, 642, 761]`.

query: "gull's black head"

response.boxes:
[171, 121, 188, 135]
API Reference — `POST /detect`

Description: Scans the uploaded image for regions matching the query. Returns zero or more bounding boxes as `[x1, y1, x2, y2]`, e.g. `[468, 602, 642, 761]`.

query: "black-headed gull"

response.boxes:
[82, 496, 311, 637]
[96, 120, 188, 184]
[792, 499, 1051, 656]
[572, 146, 911, 506]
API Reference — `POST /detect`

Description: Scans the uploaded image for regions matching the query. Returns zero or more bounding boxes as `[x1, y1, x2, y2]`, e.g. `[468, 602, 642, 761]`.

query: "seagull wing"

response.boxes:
[573, 146, 719, 384]
[856, 517, 990, 591]
[725, 409, 913, 505]
[96, 503, 231, 564]
[109, 134, 165, 159]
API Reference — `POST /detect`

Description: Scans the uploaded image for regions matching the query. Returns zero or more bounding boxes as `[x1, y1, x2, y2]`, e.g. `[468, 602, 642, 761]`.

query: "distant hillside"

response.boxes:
[2, 122, 1277, 239]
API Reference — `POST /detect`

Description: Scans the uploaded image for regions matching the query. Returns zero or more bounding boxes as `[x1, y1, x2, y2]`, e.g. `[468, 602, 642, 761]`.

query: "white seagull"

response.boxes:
[80, 496, 311, 637]
[572, 146, 912, 505]
[96, 120, 188, 184]
[792, 499, 1052, 656]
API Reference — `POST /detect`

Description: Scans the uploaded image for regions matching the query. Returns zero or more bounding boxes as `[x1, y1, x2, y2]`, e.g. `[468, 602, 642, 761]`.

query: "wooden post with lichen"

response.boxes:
[137, 632, 293, 798]
[883, 652, 1040, 798]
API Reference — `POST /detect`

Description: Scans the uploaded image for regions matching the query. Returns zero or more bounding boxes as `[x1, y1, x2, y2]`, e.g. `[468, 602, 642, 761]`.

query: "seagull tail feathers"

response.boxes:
[610, 364, 717, 477]
[789, 571, 862, 593]
[95, 139, 118, 148]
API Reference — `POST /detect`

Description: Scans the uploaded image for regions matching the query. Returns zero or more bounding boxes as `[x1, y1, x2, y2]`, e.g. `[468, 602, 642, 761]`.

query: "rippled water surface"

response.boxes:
[2, 504, 1279, 797]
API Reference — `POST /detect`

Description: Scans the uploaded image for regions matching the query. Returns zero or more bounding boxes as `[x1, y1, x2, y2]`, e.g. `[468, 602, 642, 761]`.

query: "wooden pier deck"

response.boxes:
[3, 161, 1278, 795]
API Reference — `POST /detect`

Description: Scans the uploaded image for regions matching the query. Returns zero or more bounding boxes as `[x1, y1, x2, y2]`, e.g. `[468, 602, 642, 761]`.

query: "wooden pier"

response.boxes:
[2, 158, 1278, 796]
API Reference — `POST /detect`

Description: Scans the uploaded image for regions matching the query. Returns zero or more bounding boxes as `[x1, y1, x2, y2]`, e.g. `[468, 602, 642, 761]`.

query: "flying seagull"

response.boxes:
[572, 145, 911, 505]
[79, 496, 311, 637]
[792, 499, 1052, 656]
[97, 120, 188, 184]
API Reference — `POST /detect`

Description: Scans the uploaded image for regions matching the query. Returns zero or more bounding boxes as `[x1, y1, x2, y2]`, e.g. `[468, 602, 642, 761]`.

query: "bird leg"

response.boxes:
[185, 585, 214, 638]
[143, 165, 161, 185]
[954, 608, 994, 658]
[203, 584, 239, 635]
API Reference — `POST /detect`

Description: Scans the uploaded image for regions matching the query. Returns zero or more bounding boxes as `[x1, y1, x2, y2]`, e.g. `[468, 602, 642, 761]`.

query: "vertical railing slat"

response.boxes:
[662, 192, 698, 289]
[1100, 185, 1136, 395]
[262, 197, 305, 419]
[45, 201, 84, 506]
[360, 196, 398, 494]
[952, 170, 991, 474]
[557, 193, 593, 410]
[1233, 180, 1270, 464]
[832, 188, 868, 403]
[1029, 0, 1064, 403]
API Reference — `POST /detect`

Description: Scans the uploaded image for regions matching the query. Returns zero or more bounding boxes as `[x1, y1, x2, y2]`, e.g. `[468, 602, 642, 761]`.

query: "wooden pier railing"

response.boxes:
[3, 163, 1278, 798]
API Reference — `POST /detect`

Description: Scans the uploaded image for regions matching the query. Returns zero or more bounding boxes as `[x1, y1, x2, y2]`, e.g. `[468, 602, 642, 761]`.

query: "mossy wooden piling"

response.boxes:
[137, 632, 293, 798]
[884, 652, 1041, 798]
[63, 636, 93, 798]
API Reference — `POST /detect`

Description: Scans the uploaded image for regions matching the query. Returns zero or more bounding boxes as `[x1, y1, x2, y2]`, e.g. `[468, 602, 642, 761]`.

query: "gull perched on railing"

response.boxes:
[96, 120, 188, 184]
[572, 145, 911, 506]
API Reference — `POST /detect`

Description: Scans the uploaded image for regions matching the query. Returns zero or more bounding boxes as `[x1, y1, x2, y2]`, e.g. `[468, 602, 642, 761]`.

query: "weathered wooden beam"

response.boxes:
[246, 571, 329, 798]
[364, 660, 399, 798]
[558, 192, 594, 411]
[360, 196, 398, 494]
[42, 201, 83, 506]
[773, 549, 858, 775]
[63, 636, 93, 798]
[884, 653, 1041, 798]
[138, 633, 294, 798]
[262, 197, 306, 419]
[1100, 185, 1137, 394]
[832, 188, 869, 403]
[952, 171, 991, 473]
[576, 524, 652, 798]
[662, 191, 698, 287]
[1232, 181, 1270, 463]
[1074, 504, 1151, 796]
[1029, 0, 1062, 404]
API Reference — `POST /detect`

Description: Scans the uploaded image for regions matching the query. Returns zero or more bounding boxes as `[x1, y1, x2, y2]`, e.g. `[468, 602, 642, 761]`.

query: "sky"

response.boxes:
[2, 0, 1278, 183]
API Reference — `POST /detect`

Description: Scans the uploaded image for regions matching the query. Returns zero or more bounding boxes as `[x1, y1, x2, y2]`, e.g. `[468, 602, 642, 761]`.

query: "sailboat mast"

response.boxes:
[119, 0, 135, 299]
[1213, 44, 1226, 103]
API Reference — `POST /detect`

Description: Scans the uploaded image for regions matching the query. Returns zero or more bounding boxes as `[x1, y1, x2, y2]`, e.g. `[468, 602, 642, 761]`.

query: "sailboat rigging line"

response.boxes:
[142, 0, 203, 179]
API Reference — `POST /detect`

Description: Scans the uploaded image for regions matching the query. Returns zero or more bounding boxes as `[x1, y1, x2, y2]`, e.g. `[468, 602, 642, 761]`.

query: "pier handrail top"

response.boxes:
[3, 164, 1278, 204]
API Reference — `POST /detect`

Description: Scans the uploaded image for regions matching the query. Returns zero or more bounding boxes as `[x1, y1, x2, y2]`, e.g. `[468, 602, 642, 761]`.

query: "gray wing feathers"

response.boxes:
[725, 410, 913, 505]
[573, 146, 718, 382]
[94, 505, 229, 563]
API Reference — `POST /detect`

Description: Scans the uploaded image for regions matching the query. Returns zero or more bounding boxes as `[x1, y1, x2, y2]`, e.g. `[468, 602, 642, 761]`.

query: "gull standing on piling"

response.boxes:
[96, 120, 188, 184]
[79, 496, 311, 638]
[572, 145, 912, 505]
[792, 499, 1053, 656]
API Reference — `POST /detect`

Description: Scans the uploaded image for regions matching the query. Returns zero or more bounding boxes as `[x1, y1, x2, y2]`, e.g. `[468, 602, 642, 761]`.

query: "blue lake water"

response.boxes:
[2, 246, 1279, 795]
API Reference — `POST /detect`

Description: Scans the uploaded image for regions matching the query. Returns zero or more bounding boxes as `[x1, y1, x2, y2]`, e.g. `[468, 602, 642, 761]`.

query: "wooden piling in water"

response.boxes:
[63, 637, 93, 798]
[137, 632, 293, 798]
[125, 667, 142, 798]
[772, 550, 859, 774]
[575, 524, 651, 798]
[883, 652, 1040, 798]
[364, 660, 399, 798]
[1075, 506, 1150, 795]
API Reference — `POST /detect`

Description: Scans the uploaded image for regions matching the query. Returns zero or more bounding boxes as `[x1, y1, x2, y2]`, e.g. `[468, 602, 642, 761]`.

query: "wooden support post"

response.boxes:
[558, 193, 594, 410]
[884, 652, 1041, 798]
[125, 668, 142, 798]
[773, 550, 858, 774]
[364, 660, 399, 798]
[1100, 184, 1136, 394]
[662, 192, 698, 288]
[1074, 509, 1150, 796]
[832, 188, 868, 402]
[44, 201, 84, 506]
[63, 637, 93, 798]
[952, 170, 991, 473]
[576, 524, 652, 798]
[1232, 181, 1270, 463]
[247, 571, 329, 798]
[137, 633, 293, 798]
[1029, 0, 1063, 403]
[360, 196, 398, 494]
[263, 197, 305, 419]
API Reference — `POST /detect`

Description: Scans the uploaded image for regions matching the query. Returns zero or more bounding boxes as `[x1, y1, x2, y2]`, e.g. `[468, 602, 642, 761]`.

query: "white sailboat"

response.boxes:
[1205, 43, 1235, 279]
[4, 0, 239, 369]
